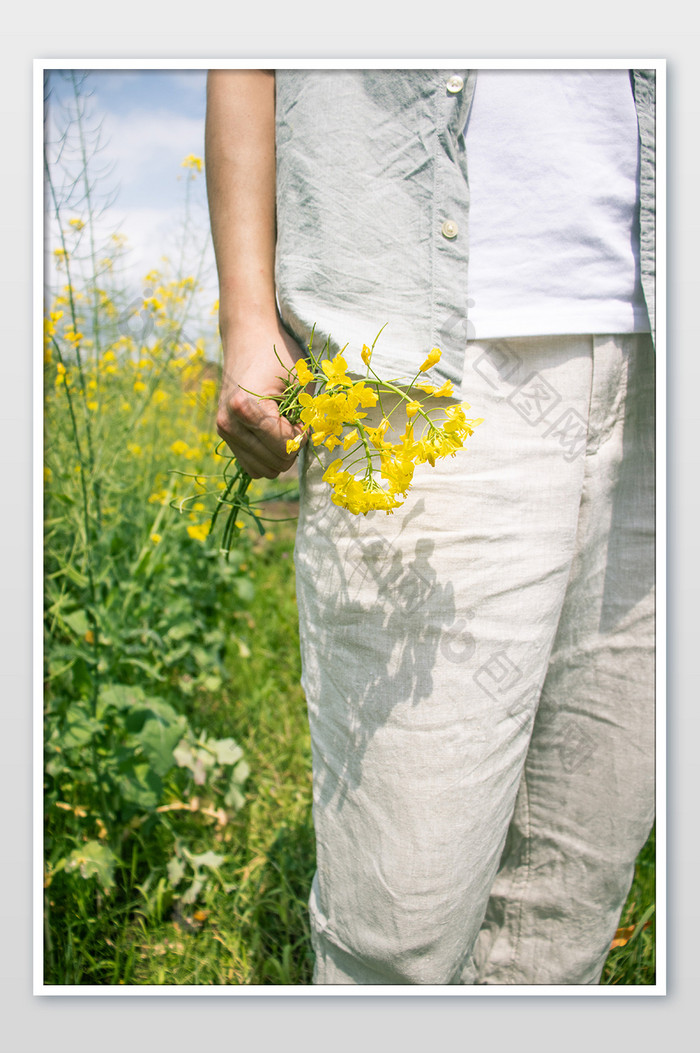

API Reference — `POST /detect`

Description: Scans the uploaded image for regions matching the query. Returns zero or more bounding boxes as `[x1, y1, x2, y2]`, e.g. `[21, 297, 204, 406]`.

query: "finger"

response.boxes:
[218, 389, 300, 472]
[217, 414, 298, 479]
[218, 424, 294, 478]
[231, 387, 299, 447]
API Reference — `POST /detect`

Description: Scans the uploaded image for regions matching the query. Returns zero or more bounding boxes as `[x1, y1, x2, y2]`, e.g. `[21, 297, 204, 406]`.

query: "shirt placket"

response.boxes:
[431, 70, 475, 388]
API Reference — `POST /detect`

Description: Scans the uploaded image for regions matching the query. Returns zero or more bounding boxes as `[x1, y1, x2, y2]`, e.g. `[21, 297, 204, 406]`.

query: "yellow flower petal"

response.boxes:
[419, 347, 442, 372]
[294, 359, 314, 385]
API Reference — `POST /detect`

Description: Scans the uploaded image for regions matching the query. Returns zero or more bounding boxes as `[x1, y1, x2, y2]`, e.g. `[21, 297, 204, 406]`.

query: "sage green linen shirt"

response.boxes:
[274, 69, 655, 389]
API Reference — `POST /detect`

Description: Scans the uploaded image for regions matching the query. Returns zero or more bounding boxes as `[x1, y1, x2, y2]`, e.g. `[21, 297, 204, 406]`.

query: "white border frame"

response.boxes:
[34, 56, 667, 997]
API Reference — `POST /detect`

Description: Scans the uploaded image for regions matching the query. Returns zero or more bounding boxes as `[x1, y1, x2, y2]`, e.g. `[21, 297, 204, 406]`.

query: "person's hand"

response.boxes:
[216, 317, 307, 479]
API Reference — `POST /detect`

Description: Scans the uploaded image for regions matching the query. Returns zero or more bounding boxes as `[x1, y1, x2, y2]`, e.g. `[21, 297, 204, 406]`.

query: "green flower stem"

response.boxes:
[50, 337, 110, 830]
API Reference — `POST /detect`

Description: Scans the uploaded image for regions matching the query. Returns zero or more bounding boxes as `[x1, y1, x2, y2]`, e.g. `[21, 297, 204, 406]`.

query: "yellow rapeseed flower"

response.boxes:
[364, 419, 392, 452]
[321, 354, 352, 388]
[182, 154, 204, 172]
[419, 347, 442, 372]
[294, 358, 314, 386]
[380, 453, 415, 496]
[200, 378, 217, 401]
[187, 522, 209, 542]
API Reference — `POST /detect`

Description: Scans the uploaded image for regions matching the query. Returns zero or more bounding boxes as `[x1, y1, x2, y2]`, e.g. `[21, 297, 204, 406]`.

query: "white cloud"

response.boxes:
[96, 110, 207, 210]
[44, 70, 218, 326]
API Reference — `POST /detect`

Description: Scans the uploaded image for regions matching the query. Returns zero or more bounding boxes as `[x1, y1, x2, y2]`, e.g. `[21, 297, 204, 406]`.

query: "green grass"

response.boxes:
[99, 516, 317, 986]
[601, 824, 656, 985]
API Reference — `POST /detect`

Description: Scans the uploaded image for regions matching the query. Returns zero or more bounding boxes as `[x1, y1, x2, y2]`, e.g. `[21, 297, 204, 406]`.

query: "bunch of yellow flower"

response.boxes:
[282, 338, 483, 516]
[206, 331, 483, 552]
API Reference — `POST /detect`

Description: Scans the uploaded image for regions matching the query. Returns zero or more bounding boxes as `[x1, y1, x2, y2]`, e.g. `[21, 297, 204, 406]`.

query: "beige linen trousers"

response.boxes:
[293, 333, 656, 985]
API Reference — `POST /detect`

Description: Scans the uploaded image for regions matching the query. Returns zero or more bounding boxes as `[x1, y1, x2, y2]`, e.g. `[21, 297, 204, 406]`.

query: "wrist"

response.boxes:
[218, 300, 280, 344]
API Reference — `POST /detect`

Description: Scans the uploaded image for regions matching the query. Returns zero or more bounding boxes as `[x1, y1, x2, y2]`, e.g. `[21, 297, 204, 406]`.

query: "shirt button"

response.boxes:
[441, 219, 459, 239]
[446, 75, 464, 94]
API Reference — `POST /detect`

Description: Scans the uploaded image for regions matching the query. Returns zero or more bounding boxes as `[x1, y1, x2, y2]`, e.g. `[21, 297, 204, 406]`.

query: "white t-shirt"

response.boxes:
[463, 69, 650, 339]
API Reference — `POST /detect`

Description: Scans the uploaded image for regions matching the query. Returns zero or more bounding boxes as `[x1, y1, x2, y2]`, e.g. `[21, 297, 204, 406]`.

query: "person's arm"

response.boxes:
[205, 69, 303, 479]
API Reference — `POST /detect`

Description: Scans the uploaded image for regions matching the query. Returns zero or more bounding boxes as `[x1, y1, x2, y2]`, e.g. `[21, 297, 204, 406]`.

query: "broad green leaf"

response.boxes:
[116, 763, 162, 811]
[135, 696, 182, 726]
[165, 623, 193, 642]
[232, 759, 250, 784]
[62, 609, 90, 637]
[61, 703, 102, 750]
[98, 683, 146, 712]
[180, 877, 204, 905]
[225, 784, 246, 811]
[166, 856, 186, 887]
[211, 738, 244, 767]
[136, 715, 188, 777]
[187, 849, 225, 870]
[203, 628, 226, 647]
[162, 643, 191, 666]
[45, 754, 67, 777]
[191, 645, 215, 671]
[118, 657, 166, 680]
[173, 740, 214, 784]
[126, 694, 180, 728]
[173, 739, 195, 766]
[65, 841, 117, 891]
[46, 656, 76, 681]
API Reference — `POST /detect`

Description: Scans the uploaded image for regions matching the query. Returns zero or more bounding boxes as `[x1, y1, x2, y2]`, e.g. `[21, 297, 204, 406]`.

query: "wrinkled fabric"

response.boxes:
[275, 69, 656, 393]
[294, 333, 655, 985]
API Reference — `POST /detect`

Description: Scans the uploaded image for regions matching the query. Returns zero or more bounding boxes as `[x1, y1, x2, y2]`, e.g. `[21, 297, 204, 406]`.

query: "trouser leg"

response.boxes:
[463, 333, 656, 984]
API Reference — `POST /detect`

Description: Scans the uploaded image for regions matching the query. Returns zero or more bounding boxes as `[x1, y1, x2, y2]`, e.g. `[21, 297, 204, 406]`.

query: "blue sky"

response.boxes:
[45, 68, 217, 304]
